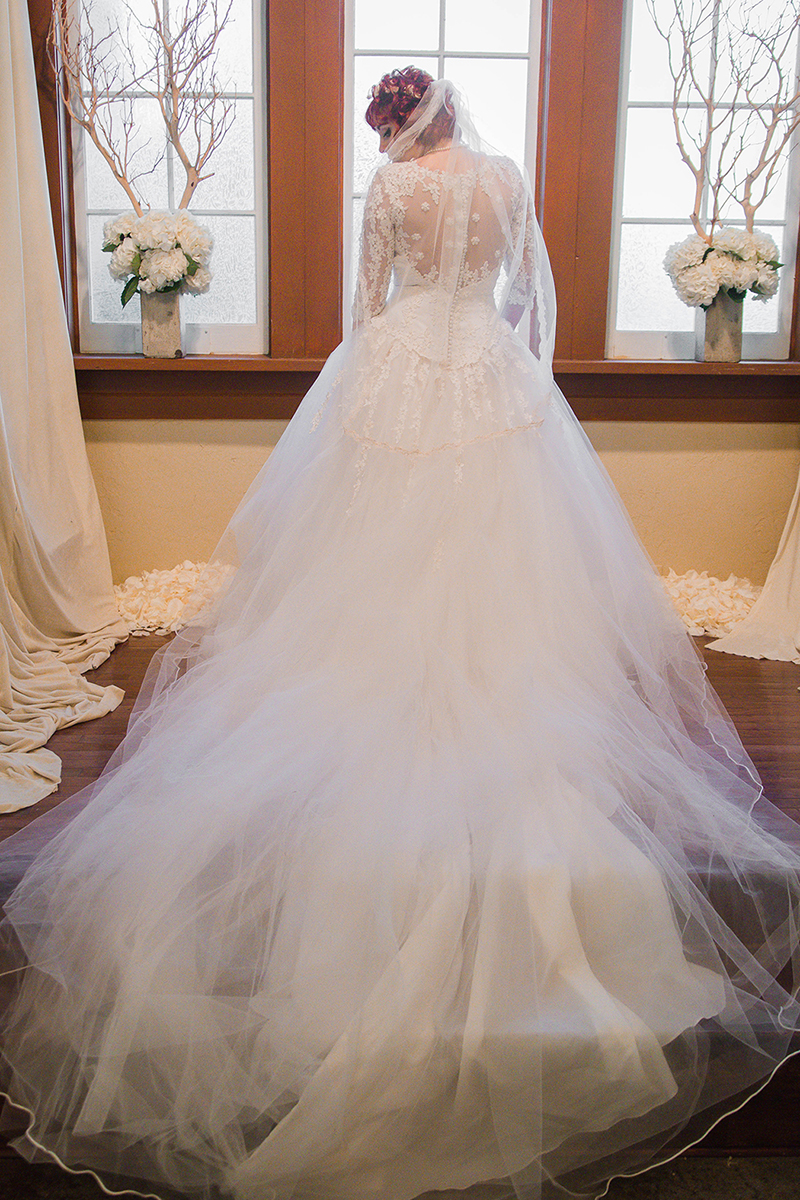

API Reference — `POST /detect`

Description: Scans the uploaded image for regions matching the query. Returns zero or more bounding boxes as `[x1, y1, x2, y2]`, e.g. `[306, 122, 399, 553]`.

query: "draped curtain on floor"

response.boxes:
[0, 0, 128, 813]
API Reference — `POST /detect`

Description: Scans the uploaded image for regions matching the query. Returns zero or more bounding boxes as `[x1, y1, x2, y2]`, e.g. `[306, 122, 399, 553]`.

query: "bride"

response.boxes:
[1, 68, 800, 1200]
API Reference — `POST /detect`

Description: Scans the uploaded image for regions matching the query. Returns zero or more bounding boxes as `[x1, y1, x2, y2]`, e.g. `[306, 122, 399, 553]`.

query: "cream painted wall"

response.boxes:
[83, 419, 800, 587]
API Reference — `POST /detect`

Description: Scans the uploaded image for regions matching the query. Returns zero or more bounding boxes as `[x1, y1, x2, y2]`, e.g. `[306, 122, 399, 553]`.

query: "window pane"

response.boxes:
[87, 215, 141, 324]
[85, 0, 153, 81]
[185, 100, 255, 210]
[183, 215, 257, 324]
[615, 223, 696, 332]
[444, 0, 530, 53]
[354, 0, 440, 50]
[87, 213, 257, 325]
[84, 99, 170, 211]
[710, 128, 791, 225]
[78, 0, 265, 351]
[353, 55, 439, 194]
[443, 57, 527, 161]
[626, 0, 680, 102]
[611, 0, 798, 358]
[622, 108, 701, 219]
[212, 0, 255, 90]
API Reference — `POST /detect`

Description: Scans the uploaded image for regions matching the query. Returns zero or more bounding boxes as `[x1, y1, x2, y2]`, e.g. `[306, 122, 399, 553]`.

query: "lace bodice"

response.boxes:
[354, 153, 537, 326]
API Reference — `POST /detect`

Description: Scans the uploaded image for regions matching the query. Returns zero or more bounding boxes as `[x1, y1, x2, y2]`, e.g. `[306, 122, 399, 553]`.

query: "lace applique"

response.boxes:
[507, 188, 537, 310]
[353, 170, 395, 324]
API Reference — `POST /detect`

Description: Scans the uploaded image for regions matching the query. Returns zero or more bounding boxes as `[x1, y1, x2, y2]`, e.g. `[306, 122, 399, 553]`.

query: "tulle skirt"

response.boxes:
[1, 326, 800, 1200]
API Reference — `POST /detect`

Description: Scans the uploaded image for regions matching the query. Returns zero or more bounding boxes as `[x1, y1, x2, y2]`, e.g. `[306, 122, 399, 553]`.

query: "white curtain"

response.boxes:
[0, 0, 128, 812]
[708, 471, 800, 663]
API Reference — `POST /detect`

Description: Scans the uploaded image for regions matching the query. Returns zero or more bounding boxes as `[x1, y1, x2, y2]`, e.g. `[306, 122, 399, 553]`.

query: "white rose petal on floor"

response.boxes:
[660, 569, 761, 637]
[114, 560, 236, 635]
[114, 562, 761, 641]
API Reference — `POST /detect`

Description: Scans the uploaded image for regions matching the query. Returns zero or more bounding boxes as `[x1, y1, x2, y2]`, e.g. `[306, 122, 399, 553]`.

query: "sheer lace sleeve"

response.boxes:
[506, 182, 537, 310]
[353, 170, 395, 326]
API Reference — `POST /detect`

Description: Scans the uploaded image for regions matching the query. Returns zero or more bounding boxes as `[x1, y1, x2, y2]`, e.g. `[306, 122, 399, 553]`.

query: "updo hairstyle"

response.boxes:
[365, 66, 456, 153]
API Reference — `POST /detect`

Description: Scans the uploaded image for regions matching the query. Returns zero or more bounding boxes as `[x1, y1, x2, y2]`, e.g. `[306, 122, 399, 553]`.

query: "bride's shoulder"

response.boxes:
[480, 154, 523, 181]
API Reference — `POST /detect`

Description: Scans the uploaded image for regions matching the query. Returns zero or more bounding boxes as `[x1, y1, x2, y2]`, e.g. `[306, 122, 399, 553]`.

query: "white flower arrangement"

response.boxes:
[664, 229, 782, 310]
[103, 210, 214, 307]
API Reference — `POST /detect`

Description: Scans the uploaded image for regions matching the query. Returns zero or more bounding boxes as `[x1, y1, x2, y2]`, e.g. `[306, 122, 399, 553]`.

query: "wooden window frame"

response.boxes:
[28, 0, 800, 420]
[539, 0, 800, 418]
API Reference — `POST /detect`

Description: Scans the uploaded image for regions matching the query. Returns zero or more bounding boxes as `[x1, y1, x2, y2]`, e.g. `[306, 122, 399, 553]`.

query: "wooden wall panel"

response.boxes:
[268, 0, 343, 359]
[26, 0, 75, 334]
[541, 0, 637, 361]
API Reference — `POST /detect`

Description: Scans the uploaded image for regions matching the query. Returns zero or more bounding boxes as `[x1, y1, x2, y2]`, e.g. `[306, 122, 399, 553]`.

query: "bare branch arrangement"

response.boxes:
[647, 0, 800, 241]
[48, 0, 234, 214]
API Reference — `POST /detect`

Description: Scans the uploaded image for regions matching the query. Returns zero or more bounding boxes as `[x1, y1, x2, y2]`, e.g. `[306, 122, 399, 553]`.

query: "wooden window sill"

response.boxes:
[554, 359, 800, 375]
[74, 355, 328, 372]
[74, 355, 800, 422]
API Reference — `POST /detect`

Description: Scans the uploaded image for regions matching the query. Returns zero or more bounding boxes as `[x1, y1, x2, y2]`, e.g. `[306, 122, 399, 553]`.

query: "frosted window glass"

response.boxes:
[88, 214, 142, 323]
[352, 55, 439, 194]
[628, 0, 798, 106]
[443, 57, 527, 162]
[626, 0, 677, 101]
[83, 0, 251, 90]
[444, 0, 529, 54]
[184, 215, 257, 324]
[615, 223, 783, 336]
[622, 108, 701, 219]
[710, 132, 791, 225]
[84, 100, 169, 211]
[185, 100, 255, 210]
[354, 0, 439, 50]
[616, 224, 696, 332]
[87, 213, 256, 325]
[212, 0, 255, 91]
[627, 0, 711, 104]
[83, 0, 153, 82]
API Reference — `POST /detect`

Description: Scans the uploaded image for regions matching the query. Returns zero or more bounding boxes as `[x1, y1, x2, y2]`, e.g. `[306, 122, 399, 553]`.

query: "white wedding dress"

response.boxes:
[1, 84, 800, 1200]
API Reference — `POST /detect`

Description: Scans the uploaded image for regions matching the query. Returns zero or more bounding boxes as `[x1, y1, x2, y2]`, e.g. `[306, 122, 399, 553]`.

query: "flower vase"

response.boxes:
[696, 290, 743, 363]
[141, 291, 182, 358]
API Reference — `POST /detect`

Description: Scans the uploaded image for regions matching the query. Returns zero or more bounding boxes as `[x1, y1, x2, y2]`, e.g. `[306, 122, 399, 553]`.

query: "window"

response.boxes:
[344, 0, 544, 321]
[70, 0, 268, 354]
[28, 0, 800, 422]
[607, 0, 800, 360]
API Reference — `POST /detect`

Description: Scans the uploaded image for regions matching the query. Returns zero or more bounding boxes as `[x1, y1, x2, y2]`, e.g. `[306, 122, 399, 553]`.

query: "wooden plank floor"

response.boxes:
[1, 632, 799, 1159]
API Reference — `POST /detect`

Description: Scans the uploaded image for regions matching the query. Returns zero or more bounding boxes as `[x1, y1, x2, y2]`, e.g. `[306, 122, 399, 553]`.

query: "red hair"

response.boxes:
[365, 67, 456, 150]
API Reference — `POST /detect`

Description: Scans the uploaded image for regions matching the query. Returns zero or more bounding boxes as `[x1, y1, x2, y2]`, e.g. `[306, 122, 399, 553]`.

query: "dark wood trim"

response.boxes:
[554, 360, 800, 375]
[267, 0, 343, 359]
[75, 360, 800, 421]
[77, 368, 319, 420]
[555, 359, 800, 421]
[74, 355, 327, 372]
[540, 0, 626, 361]
[26, 0, 76, 338]
[539, 0, 586, 359]
[571, 0, 625, 360]
[791, 240, 800, 361]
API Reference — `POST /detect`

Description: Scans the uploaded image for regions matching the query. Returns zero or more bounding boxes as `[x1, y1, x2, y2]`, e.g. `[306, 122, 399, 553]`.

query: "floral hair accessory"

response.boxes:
[365, 66, 433, 130]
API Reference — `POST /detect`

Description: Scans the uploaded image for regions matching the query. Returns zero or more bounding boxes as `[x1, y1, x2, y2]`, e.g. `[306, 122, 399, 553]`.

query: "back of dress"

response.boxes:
[345, 103, 556, 457]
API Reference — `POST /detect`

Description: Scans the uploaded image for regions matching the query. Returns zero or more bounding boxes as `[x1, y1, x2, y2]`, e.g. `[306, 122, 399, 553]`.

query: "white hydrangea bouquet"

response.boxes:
[103, 210, 214, 307]
[663, 228, 782, 310]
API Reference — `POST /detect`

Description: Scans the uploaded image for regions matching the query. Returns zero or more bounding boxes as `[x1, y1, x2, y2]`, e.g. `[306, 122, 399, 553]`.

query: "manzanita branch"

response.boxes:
[647, 0, 800, 237]
[48, 0, 234, 212]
